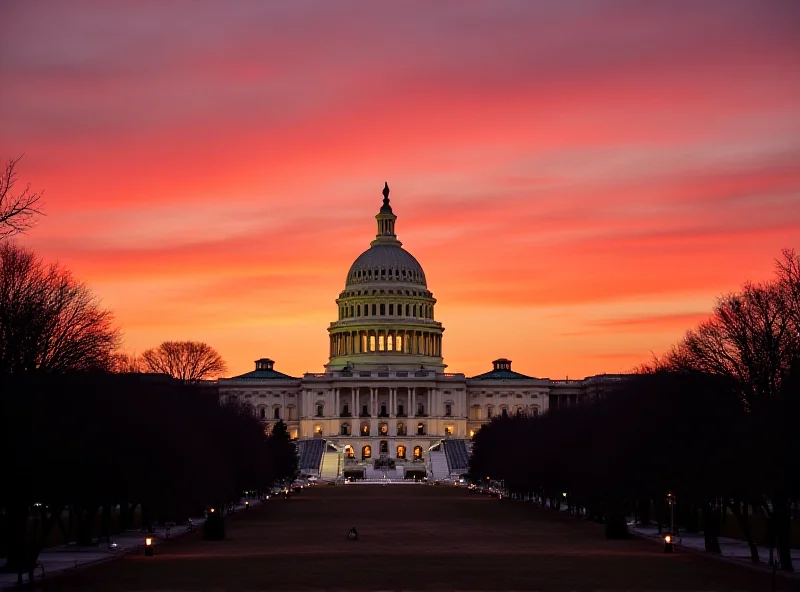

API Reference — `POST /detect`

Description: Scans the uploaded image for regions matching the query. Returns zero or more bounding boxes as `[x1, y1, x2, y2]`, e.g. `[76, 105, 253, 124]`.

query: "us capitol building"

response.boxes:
[219, 184, 624, 481]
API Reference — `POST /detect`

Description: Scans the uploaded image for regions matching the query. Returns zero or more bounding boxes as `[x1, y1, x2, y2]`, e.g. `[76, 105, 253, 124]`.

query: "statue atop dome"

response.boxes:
[380, 181, 393, 214]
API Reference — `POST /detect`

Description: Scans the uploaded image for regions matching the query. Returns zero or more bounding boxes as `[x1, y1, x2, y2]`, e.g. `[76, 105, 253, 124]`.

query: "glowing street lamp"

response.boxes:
[245, 500, 250, 510]
[144, 537, 154, 557]
[663, 533, 674, 553]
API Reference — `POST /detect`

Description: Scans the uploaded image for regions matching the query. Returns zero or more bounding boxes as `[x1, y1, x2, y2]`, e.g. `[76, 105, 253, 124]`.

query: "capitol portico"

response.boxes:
[219, 184, 625, 481]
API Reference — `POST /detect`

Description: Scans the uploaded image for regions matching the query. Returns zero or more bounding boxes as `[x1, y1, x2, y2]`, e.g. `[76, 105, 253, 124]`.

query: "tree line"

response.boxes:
[470, 250, 800, 572]
[0, 157, 296, 584]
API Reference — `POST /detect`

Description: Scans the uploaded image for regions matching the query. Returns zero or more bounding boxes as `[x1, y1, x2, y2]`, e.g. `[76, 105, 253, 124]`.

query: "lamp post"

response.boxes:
[664, 492, 676, 553]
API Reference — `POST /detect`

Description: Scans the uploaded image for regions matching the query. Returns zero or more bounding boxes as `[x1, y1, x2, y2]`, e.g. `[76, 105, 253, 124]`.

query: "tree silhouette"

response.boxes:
[0, 156, 43, 238]
[141, 341, 227, 383]
[0, 242, 120, 375]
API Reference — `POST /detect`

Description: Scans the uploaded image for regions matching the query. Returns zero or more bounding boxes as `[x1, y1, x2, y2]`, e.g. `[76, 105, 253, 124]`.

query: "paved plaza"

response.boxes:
[42, 485, 793, 591]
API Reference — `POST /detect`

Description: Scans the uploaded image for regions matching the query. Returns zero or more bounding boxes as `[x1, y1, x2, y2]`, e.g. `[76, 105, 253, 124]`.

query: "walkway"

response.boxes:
[37, 486, 793, 591]
[0, 498, 259, 590]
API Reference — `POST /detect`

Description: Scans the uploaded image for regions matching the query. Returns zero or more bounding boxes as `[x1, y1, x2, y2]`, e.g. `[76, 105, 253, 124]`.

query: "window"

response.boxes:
[380, 304, 385, 315]
[417, 422, 425, 435]
[380, 404, 387, 416]
[340, 423, 350, 435]
[389, 304, 394, 315]
[362, 445, 372, 459]
[444, 426, 452, 436]
[417, 403, 425, 416]
[357, 305, 361, 316]
[396, 335, 403, 352]
[379, 423, 388, 435]
[314, 425, 322, 436]
[380, 440, 389, 454]
[397, 445, 406, 459]
[342, 404, 349, 416]
[273, 407, 280, 420]
[397, 422, 405, 436]
[372, 304, 376, 315]
[369, 335, 376, 351]
[316, 404, 324, 417]
[345, 445, 355, 459]
[378, 334, 385, 351]
[397, 404, 405, 416]
[361, 404, 369, 417]
[260, 408, 267, 419]
[405, 304, 409, 316]
[445, 404, 452, 417]
[501, 408, 509, 418]
[361, 423, 370, 436]
[413, 445, 423, 460]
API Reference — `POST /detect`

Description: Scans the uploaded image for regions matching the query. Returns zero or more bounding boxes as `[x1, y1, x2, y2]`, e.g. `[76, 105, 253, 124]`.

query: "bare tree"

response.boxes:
[141, 341, 227, 383]
[110, 351, 146, 373]
[0, 242, 120, 374]
[1, 155, 44, 238]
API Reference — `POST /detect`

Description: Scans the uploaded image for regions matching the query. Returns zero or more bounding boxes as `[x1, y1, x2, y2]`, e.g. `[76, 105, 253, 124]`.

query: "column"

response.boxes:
[429, 387, 435, 417]
[370, 387, 377, 418]
[334, 388, 339, 417]
[410, 388, 416, 418]
[352, 389, 357, 417]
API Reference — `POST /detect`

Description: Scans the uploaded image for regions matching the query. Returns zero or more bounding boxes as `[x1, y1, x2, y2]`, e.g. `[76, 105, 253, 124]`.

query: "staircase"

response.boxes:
[428, 450, 450, 481]
[320, 445, 341, 480]
[297, 439, 324, 475]
[442, 439, 470, 473]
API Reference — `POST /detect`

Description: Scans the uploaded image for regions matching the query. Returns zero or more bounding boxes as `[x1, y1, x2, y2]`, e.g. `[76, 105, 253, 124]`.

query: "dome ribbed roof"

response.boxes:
[346, 244, 427, 287]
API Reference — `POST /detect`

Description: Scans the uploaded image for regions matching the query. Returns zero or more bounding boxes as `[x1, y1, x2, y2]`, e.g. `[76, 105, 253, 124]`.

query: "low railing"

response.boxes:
[303, 370, 465, 380]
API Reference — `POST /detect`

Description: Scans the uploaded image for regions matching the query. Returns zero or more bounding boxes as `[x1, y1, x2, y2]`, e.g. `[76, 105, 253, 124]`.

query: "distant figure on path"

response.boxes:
[348, 526, 359, 540]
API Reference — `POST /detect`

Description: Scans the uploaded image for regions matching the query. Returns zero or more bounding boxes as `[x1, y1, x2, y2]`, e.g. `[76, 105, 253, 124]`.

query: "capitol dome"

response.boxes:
[326, 182, 445, 372]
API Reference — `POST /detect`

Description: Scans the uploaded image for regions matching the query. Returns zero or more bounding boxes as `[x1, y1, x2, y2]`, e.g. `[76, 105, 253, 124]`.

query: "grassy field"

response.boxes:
[43, 484, 792, 591]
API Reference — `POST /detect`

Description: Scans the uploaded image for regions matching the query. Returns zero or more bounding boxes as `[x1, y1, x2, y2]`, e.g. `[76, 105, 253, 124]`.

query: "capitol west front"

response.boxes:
[219, 184, 623, 480]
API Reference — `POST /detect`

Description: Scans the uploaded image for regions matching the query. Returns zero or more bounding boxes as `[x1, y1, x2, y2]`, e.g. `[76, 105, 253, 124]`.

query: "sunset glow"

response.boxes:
[1, 1, 799, 378]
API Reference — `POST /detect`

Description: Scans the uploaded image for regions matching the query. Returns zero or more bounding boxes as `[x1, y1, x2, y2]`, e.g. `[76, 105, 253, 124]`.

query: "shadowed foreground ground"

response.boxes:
[43, 485, 792, 591]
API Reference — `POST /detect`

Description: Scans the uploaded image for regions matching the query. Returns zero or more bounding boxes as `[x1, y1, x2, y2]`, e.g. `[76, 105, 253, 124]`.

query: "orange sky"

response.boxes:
[1, 1, 799, 379]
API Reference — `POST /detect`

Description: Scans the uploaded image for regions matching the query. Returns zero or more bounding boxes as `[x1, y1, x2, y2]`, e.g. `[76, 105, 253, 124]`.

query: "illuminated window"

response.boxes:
[361, 423, 370, 436]
[362, 445, 372, 459]
[378, 335, 385, 351]
[314, 425, 322, 435]
[397, 422, 405, 435]
[396, 335, 403, 352]
[370, 335, 376, 351]
[397, 445, 406, 459]
[444, 426, 452, 436]
[345, 445, 355, 459]
[413, 445, 423, 460]
[387, 334, 394, 351]
[379, 422, 388, 435]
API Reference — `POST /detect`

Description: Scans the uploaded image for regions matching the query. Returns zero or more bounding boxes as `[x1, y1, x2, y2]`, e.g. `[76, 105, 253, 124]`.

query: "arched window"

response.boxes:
[380, 440, 388, 454]
[259, 407, 267, 419]
[345, 445, 355, 459]
[340, 423, 350, 436]
[486, 405, 494, 419]
[379, 422, 388, 435]
[501, 407, 509, 418]
[396, 422, 406, 436]
[314, 425, 323, 436]
[273, 406, 281, 420]
[413, 445, 423, 460]
[445, 403, 453, 417]
[397, 445, 406, 459]
[362, 445, 372, 459]
[417, 422, 425, 436]
[469, 405, 482, 420]
[361, 422, 370, 436]
[316, 403, 324, 417]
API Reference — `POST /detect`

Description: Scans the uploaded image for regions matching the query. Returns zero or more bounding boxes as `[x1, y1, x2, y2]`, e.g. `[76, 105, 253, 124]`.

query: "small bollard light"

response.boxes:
[663, 534, 674, 553]
[144, 537, 154, 557]
[245, 500, 250, 510]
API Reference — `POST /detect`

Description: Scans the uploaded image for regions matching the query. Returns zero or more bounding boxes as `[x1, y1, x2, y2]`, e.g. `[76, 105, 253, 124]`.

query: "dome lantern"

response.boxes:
[373, 181, 400, 246]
